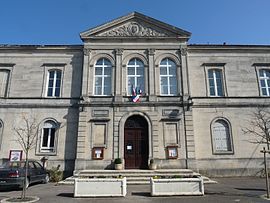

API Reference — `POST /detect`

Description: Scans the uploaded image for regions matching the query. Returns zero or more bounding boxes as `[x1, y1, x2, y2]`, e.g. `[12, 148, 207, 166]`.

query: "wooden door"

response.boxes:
[124, 116, 148, 169]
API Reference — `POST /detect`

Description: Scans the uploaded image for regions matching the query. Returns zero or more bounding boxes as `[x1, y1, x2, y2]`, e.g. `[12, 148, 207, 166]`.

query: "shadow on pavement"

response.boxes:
[131, 192, 151, 197]
[235, 187, 266, 191]
[57, 193, 74, 197]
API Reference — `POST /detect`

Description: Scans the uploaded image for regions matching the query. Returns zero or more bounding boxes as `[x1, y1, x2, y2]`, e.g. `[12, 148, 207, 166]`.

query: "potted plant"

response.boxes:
[114, 158, 123, 170]
[149, 159, 157, 170]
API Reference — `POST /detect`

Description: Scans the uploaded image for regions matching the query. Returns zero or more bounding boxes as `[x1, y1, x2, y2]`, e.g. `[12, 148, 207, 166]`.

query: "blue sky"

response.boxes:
[0, 0, 269, 45]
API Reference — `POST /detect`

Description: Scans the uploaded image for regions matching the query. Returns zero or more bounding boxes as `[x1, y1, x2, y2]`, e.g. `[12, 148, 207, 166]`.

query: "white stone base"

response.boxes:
[74, 177, 127, 197]
[150, 177, 204, 196]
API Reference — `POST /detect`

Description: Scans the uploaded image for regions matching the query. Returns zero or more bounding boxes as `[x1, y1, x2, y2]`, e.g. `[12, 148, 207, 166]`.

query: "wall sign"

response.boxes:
[9, 150, 23, 162]
[166, 146, 178, 159]
[92, 147, 104, 160]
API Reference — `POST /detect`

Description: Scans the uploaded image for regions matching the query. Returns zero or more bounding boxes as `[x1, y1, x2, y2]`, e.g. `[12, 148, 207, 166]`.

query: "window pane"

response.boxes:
[128, 59, 135, 66]
[56, 71, 61, 79]
[95, 67, 102, 75]
[49, 71, 54, 79]
[160, 59, 167, 66]
[137, 77, 144, 89]
[95, 77, 102, 86]
[95, 86, 102, 95]
[259, 70, 264, 77]
[55, 88, 60, 97]
[215, 70, 222, 78]
[208, 70, 214, 78]
[170, 76, 177, 87]
[266, 70, 270, 77]
[161, 85, 168, 94]
[262, 88, 267, 96]
[210, 87, 215, 96]
[42, 129, 49, 147]
[168, 59, 175, 67]
[47, 88, 53, 97]
[48, 79, 54, 88]
[104, 86, 111, 95]
[128, 67, 135, 75]
[170, 85, 177, 95]
[0, 70, 9, 97]
[261, 80, 266, 87]
[160, 77, 168, 86]
[169, 66, 176, 75]
[217, 86, 223, 96]
[104, 67, 111, 76]
[103, 59, 111, 66]
[96, 59, 103, 65]
[137, 67, 144, 76]
[49, 129, 55, 148]
[209, 78, 215, 87]
[160, 67, 167, 75]
[136, 59, 143, 67]
[128, 77, 135, 86]
[55, 79, 61, 88]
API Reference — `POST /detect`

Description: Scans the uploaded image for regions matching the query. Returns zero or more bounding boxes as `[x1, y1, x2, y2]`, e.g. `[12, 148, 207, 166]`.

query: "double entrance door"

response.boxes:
[124, 116, 148, 169]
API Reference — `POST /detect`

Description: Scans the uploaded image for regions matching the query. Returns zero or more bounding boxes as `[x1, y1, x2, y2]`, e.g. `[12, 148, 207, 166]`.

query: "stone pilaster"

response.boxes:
[114, 49, 123, 102]
[82, 48, 91, 96]
[148, 49, 157, 101]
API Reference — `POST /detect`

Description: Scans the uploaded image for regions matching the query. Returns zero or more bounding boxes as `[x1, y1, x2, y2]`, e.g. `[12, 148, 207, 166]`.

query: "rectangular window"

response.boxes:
[47, 70, 62, 97]
[259, 69, 270, 96]
[0, 70, 10, 97]
[208, 69, 224, 96]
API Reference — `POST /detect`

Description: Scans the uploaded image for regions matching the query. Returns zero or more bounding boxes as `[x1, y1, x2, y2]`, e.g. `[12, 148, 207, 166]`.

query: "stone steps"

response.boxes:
[59, 169, 216, 185]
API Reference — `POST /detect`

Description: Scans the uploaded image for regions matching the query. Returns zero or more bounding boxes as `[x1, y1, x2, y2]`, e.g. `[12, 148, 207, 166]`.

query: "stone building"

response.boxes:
[0, 12, 269, 176]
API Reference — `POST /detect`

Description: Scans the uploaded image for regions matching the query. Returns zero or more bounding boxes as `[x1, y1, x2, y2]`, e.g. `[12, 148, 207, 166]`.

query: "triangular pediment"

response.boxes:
[80, 12, 191, 41]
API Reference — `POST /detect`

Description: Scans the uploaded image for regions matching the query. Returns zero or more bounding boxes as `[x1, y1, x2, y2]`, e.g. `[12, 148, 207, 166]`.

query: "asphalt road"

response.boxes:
[0, 177, 269, 203]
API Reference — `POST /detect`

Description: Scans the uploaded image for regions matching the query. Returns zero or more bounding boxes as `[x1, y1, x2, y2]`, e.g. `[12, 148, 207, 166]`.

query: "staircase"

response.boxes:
[59, 169, 216, 185]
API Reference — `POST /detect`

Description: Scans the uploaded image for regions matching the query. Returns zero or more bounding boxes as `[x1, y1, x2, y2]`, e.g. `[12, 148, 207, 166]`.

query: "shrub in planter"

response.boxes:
[48, 166, 63, 182]
[114, 158, 123, 170]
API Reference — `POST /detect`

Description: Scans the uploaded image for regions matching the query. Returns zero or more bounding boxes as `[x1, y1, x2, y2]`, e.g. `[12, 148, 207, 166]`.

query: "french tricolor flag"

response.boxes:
[131, 86, 142, 103]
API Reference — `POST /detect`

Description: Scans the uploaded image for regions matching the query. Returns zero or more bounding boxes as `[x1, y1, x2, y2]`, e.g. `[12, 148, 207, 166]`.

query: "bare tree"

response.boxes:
[242, 107, 270, 150]
[14, 114, 39, 199]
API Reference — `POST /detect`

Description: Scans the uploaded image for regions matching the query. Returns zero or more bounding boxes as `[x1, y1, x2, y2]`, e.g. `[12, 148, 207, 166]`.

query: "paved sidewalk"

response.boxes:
[0, 177, 269, 203]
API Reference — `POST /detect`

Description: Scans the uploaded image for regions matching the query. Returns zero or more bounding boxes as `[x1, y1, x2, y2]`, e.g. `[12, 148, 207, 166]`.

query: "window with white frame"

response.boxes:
[160, 58, 177, 95]
[211, 119, 233, 154]
[47, 70, 62, 97]
[127, 58, 144, 95]
[40, 120, 57, 152]
[94, 58, 112, 95]
[208, 69, 224, 96]
[0, 70, 10, 97]
[259, 69, 270, 96]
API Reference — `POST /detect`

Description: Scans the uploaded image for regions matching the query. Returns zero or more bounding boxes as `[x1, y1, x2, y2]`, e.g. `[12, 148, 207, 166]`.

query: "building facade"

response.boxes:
[0, 12, 269, 176]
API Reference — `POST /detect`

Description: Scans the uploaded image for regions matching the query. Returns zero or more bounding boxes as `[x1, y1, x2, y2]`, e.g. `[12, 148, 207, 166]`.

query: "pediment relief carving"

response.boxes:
[96, 21, 169, 37]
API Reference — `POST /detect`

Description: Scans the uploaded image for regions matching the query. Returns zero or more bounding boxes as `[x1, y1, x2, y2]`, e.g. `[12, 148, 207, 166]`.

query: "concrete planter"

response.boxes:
[74, 177, 127, 197]
[150, 177, 204, 196]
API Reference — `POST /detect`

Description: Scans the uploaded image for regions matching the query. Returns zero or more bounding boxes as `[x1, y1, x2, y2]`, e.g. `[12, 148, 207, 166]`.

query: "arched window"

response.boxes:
[0, 70, 10, 97]
[259, 69, 270, 96]
[47, 70, 62, 97]
[40, 120, 58, 152]
[211, 119, 233, 154]
[160, 58, 177, 95]
[127, 58, 144, 95]
[94, 58, 112, 95]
